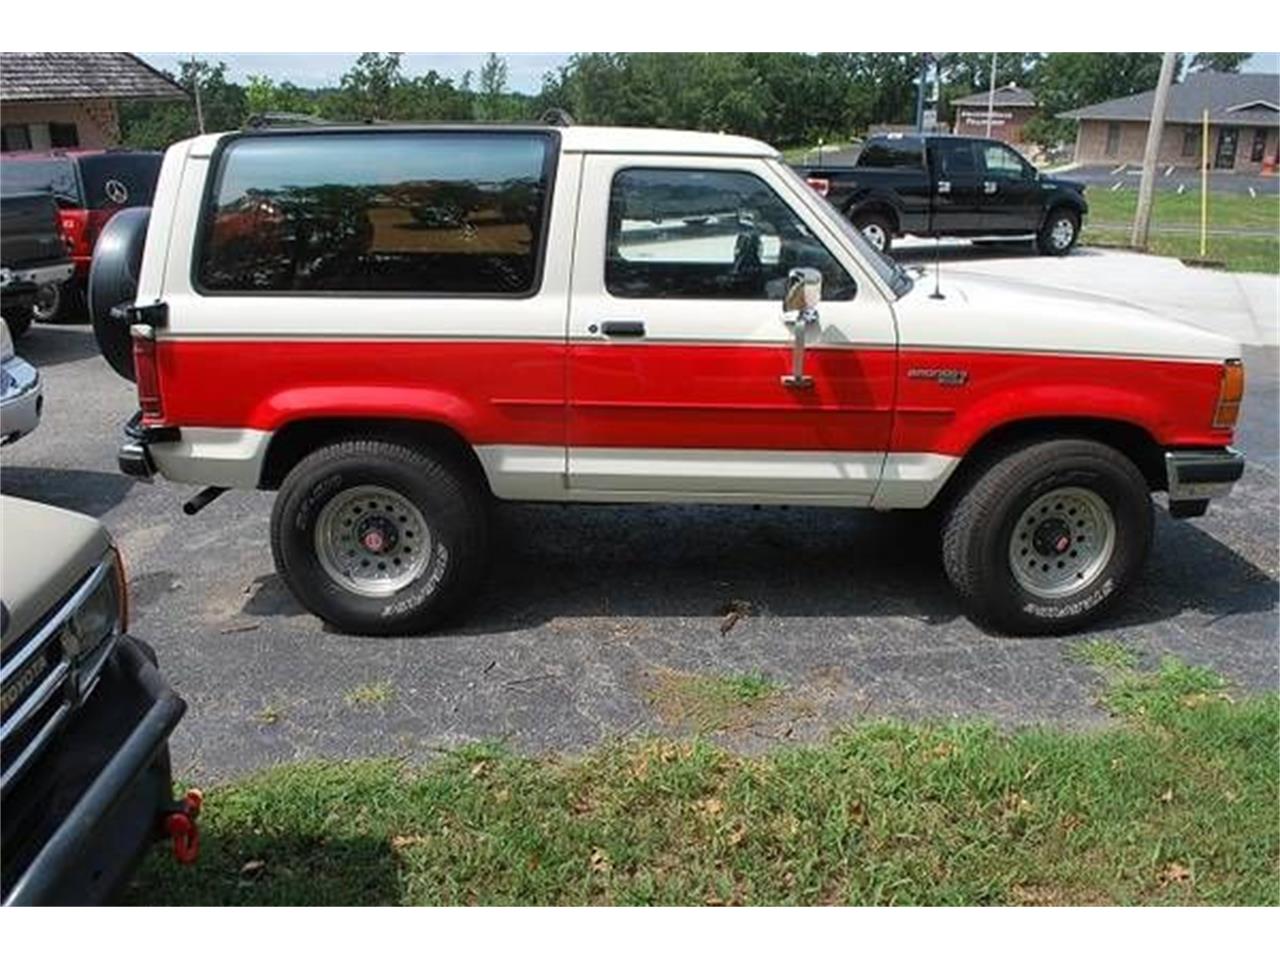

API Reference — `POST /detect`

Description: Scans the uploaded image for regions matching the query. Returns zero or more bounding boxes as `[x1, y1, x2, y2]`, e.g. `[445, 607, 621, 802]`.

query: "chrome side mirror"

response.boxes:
[784, 267, 822, 313]
[781, 267, 822, 389]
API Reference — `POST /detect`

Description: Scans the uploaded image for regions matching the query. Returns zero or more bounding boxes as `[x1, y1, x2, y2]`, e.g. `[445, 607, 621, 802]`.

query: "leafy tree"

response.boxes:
[120, 58, 245, 148]
[1188, 53, 1251, 73]
[337, 52, 404, 120]
[477, 53, 509, 120]
[1023, 53, 1182, 149]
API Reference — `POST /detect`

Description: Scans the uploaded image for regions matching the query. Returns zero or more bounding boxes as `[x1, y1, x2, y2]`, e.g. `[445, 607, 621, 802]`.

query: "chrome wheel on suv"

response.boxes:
[314, 485, 432, 597]
[270, 439, 490, 635]
[1008, 486, 1116, 599]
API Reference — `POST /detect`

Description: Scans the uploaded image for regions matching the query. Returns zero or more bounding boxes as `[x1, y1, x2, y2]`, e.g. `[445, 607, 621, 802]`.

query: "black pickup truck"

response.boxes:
[795, 134, 1088, 256]
[0, 193, 73, 340]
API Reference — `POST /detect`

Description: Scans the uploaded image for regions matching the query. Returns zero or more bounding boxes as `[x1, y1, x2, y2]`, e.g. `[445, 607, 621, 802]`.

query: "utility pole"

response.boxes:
[190, 56, 206, 134]
[1131, 52, 1177, 249]
[914, 54, 929, 132]
[985, 52, 998, 138]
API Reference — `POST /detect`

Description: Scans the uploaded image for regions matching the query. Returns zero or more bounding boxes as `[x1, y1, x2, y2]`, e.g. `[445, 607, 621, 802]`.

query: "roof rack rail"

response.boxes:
[243, 112, 334, 129]
[539, 108, 574, 127]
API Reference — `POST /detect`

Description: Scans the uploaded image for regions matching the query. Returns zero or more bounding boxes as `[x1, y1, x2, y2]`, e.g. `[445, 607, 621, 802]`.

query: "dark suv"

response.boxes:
[0, 150, 162, 322]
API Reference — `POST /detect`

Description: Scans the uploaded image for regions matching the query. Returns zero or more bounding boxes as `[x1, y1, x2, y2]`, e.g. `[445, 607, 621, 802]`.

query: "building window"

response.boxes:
[49, 123, 79, 149]
[1104, 122, 1121, 157]
[1182, 126, 1201, 158]
[1, 124, 32, 152]
[1251, 128, 1269, 163]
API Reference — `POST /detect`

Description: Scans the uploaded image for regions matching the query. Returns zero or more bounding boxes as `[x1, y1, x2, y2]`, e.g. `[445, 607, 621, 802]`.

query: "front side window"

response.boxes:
[605, 168, 856, 302]
[979, 142, 1030, 179]
[197, 131, 554, 295]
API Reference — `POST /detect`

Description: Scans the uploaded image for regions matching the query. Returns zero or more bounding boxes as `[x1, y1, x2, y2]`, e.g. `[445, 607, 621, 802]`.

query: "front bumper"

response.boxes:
[0, 355, 42, 444]
[1164, 447, 1245, 517]
[1, 637, 186, 906]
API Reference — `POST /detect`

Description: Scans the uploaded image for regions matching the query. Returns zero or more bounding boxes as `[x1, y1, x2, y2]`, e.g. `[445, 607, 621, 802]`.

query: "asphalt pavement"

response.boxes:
[3, 248, 1277, 781]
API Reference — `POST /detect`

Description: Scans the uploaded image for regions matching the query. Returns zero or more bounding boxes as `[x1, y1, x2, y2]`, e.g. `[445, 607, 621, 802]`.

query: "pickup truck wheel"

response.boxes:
[853, 213, 893, 254]
[270, 440, 490, 635]
[1037, 208, 1080, 256]
[941, 438, 1152, 635]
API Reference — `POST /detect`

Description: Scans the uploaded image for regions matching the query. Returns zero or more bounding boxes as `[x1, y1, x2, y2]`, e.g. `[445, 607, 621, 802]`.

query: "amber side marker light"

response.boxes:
[1213, 359, 1244, 429]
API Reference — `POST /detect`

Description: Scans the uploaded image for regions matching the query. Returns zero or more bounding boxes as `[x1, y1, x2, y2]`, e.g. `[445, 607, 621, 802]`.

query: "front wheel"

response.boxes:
[941, 438, 1152, 634]
[270, 440, 490, 635]
[1036, 208, 1080, 256]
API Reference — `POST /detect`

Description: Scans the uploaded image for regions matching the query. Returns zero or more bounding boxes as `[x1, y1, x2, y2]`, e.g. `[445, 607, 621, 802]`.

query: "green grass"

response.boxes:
[1069, 639, 1140, 673]
[1080, 188, 1280, 273]
[644, 669, 783, 734]
[1082, 227, 1279, 274]
[344, 682, 394, 708]
[1085, 188, 1280, 231]
[123, 658, 1279, 906]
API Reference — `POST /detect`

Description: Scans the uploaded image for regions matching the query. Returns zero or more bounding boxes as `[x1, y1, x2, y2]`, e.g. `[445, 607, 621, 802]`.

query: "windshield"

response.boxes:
[774, 161, 913, 299]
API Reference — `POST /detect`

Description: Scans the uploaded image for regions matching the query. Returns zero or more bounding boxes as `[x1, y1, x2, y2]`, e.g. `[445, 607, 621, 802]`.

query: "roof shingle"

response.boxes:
[1059, 71, 1279, 125]
[0, 52, 187, 102]
[951, 83, 1037, 108]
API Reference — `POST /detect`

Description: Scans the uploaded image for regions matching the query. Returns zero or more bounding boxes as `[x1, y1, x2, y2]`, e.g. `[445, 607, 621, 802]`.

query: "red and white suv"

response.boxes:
[91, 123, 1245, 636]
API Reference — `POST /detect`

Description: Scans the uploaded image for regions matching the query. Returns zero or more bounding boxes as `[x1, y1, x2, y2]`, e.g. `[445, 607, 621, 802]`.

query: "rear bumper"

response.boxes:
[0, 260, 74, 294]
[1, 637, 185, 906]
[1164, 447, 1245, 516]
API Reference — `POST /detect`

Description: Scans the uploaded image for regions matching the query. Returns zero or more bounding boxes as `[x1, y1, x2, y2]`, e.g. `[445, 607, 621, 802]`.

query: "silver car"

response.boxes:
[0, 318, 41, 445]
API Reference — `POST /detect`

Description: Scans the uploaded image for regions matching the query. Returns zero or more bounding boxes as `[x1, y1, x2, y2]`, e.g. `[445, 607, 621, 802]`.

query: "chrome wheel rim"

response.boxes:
[1008, 486, 1115, 599]
[31, 282, 60, 321]
[861, 222, 887, 250]
[314, 484, 431, 597]
[1050, 217, 1075, 250]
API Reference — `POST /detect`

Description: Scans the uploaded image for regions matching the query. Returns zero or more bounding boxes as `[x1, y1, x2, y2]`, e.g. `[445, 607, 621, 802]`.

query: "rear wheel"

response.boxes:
[270, 440, 490, 635]
[1036, 208, 1080, 256]
[852, 211, 894, 254]
[941, 438, 1152, 634]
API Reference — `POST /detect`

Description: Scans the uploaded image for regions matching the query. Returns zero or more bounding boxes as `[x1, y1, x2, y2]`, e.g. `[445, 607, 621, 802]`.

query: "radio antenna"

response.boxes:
[929, 234, 945, 300]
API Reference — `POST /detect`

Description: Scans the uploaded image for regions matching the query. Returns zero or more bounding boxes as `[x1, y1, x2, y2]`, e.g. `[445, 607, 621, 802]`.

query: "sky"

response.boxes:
[142, 52, 1280, 95]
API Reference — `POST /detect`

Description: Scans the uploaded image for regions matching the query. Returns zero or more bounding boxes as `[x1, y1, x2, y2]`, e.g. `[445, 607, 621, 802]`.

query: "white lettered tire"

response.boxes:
[941, 438, 1153, 634]
[270, 440, 489, 635]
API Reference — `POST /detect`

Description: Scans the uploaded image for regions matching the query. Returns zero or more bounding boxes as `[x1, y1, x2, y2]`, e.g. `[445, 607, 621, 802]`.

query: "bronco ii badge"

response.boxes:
[907, 367, 969, 386]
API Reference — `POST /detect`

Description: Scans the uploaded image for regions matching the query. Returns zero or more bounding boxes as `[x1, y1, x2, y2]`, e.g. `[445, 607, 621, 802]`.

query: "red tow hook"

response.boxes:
[163, 789, 204, 865]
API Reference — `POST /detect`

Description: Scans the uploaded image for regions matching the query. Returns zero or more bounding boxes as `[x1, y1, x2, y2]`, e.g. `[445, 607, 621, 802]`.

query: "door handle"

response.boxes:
[600, 320, 646, 338]
[936, 180, 951, 194]
[983, 181, 998, 194]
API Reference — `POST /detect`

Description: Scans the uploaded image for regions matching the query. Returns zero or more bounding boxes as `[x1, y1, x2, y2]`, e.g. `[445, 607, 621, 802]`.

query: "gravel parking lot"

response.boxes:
[3, 247, 1277, 781]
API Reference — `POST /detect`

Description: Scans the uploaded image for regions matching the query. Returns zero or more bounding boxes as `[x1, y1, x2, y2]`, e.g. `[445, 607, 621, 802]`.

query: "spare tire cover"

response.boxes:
[89, 206, 150, 382]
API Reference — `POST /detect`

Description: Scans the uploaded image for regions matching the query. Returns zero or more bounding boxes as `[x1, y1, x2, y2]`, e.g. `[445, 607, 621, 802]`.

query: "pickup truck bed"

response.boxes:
[1, 193, 74, 337]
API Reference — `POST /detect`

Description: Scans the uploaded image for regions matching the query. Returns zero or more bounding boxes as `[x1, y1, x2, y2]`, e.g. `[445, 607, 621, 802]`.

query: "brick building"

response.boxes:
[0, 52, 186, 152]
[951, 83, 1036, 144]
[1061, 70, 1278, 172]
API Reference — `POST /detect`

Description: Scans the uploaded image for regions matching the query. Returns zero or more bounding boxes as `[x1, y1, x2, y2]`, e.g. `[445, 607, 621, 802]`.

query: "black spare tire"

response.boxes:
[89, 206, 150, 382]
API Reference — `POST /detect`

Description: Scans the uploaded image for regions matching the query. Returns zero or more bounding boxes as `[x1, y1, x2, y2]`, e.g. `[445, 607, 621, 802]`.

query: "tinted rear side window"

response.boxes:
[856, 138, 923, 169]
[196, 132, 555, 296]
[0, 158, 80, 205]
[77, 153, 162, 208]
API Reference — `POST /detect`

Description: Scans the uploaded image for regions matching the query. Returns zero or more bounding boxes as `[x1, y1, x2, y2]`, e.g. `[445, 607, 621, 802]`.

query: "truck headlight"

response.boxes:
[60, 548, 127, 694]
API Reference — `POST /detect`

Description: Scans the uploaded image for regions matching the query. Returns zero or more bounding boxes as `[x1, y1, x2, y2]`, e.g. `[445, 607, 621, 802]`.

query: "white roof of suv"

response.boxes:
[185, 125, 779, 159]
